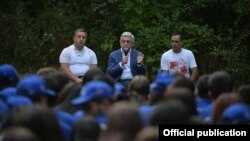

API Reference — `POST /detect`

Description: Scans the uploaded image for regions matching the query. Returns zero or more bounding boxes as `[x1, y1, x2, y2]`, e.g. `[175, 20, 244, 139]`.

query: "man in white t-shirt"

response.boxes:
[59, 29, 97, 84]
[160, 32, 198, 81]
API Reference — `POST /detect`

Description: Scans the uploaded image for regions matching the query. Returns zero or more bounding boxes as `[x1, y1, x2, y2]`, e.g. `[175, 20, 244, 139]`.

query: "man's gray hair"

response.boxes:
[120, 32, 135, 43]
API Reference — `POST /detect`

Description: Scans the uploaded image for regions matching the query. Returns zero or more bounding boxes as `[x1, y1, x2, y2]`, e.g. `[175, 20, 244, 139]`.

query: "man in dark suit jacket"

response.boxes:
[107, 32, 147, 87]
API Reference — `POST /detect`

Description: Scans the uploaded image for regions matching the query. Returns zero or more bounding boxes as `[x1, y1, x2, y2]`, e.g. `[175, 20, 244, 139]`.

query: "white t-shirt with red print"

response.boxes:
[160, 48, 197, 79]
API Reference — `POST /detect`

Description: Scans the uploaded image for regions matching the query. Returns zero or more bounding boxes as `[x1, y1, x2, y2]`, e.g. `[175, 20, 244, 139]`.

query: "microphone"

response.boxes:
[123, 47, 130, 56]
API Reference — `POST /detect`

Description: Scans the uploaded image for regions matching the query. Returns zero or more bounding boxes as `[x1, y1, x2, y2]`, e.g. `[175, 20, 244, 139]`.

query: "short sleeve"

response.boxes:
[189, 51, 197, 69]
[89, 50, 98, 65]
[59, 48, 70, 64]
[160, 53, 169, 71]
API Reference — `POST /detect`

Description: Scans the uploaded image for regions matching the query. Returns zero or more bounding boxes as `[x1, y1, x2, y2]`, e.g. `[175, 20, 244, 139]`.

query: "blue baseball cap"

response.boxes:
[72, 81, 113, 105]
[114, 83, 126, 95]
[16, 75, 55, 97]
[222, 103, 250, 124]
[54, 109, 74, 126]
[150, 73, 174, 94]
[6, 95, 33, 108]
[0, 87, 17, 99]
[0, 64, 19, 83]
[155, 72, 174, 85]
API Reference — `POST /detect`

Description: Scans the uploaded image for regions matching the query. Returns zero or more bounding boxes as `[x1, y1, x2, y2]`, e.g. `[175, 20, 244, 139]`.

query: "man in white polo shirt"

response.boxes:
[59, 28, 97, 84]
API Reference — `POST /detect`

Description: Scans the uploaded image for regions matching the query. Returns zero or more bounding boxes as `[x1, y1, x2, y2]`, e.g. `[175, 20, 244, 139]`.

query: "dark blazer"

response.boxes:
[107, 48, 147, 81]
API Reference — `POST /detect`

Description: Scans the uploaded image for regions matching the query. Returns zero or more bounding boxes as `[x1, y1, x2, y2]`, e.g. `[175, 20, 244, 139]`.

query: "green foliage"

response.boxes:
[1, 0, 250, 84]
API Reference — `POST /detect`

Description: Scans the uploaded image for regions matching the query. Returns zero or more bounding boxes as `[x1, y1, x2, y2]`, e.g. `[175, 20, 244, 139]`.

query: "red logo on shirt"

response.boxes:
[170, 61, 177, 69]
[180, 66, 187, 74]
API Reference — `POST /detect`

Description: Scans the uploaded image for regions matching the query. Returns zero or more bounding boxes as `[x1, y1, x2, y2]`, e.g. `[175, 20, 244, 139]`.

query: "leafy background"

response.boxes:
[1, 0, 250, 86]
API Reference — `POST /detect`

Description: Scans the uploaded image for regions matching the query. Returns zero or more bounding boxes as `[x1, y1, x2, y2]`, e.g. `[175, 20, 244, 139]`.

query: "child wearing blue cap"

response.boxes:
[0, 64, 19, 90]
[71, 80, 113, 129]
